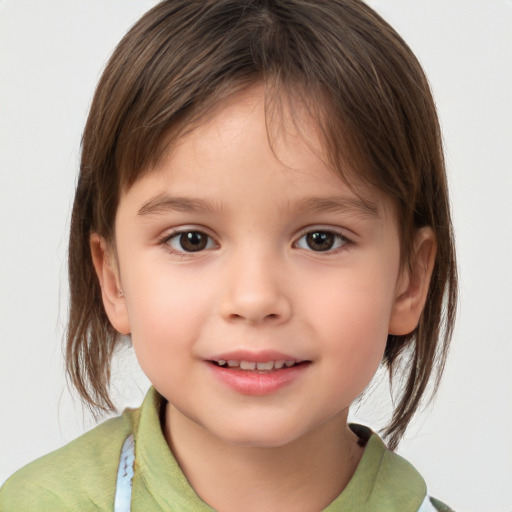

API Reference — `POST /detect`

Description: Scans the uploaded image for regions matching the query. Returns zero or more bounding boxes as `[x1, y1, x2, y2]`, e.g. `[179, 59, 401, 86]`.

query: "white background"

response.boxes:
[1, 1, 511, 511]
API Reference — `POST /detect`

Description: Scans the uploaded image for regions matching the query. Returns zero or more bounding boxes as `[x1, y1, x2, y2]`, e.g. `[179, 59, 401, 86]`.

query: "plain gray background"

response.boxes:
[1, 1, 511, 510]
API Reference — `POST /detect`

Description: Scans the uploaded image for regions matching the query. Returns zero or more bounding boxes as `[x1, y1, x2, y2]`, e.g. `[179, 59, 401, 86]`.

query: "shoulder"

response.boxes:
[376, 447, 455, 512]
[0, 407, 138, 512]
[343, 424, 455, 512]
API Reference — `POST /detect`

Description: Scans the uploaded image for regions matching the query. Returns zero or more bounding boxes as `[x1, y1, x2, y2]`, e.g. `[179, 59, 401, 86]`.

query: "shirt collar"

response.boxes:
[131, 387, 426, 511]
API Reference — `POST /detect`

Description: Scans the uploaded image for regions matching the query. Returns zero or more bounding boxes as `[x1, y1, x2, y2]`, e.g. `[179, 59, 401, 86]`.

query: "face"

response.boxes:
[109, 86, 409, 449]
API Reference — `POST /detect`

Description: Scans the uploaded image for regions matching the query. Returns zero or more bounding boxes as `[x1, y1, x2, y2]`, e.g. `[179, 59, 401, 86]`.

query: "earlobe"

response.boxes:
[389, 227, 436, 336]
[90, 233, 131, 335]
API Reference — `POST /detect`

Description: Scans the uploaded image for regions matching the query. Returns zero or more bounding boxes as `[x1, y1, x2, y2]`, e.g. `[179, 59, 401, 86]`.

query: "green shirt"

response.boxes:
[0, 388, 452, 511]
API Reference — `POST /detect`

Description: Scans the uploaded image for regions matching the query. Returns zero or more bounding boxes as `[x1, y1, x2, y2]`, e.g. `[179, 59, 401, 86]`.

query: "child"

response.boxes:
[0, 0, 458, 510]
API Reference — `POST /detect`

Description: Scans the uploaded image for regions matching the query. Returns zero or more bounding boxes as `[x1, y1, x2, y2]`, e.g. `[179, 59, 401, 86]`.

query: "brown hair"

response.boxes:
[67, 0, 457, 449]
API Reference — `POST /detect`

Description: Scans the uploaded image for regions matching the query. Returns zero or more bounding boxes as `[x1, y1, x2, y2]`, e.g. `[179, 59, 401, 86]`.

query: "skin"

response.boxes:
[91, 85, 436, 512]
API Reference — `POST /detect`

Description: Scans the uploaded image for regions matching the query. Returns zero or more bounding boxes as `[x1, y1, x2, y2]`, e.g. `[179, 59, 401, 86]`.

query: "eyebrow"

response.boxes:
[137, 195, 221, 216]
[137, 194, 379, 218]
[296, 196, 379, 218]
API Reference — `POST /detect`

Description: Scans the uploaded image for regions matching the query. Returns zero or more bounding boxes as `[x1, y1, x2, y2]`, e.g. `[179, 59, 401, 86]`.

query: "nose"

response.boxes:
[219, 249, 292, 325]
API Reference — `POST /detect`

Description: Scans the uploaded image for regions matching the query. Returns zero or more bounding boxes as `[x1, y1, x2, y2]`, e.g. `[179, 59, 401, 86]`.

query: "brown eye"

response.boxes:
[296, 231, 347, 252]
[167, 231, 214, 252]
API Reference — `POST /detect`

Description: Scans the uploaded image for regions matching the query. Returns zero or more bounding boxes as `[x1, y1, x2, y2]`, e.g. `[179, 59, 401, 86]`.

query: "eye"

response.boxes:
[295, 230, 348, 252]
[165, 230, 216, 253]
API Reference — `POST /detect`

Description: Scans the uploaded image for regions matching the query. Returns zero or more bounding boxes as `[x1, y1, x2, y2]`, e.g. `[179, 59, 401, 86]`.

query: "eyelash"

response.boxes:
[160, 229, 217, 255]
[159, 228, 351, 256]
[294, 229, 350, 254]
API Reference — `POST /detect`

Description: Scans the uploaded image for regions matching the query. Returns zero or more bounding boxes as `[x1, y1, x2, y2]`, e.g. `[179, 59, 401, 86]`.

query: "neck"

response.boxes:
[164, 406, 364, 512]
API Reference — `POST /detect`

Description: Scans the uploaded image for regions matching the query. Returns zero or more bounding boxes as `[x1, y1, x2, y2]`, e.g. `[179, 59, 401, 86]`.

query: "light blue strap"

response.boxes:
[114, 435, 135, 512]
[417, 494, 439, 512]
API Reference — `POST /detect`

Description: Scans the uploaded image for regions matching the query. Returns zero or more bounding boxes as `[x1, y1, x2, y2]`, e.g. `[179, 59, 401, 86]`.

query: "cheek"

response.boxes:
[315, 292, 389, 404]
[310, 266, 395, 329]
[123, 264, 216, 367]
[306, 271, 394, 371]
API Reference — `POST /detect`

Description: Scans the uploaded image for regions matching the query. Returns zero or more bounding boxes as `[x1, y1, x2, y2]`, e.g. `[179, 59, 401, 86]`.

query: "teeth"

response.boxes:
[256, 361, 274, 371]
[216, 359, 298, 370]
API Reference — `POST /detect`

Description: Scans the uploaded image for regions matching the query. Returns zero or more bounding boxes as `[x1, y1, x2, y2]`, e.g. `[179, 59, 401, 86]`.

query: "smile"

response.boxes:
[208, 357, 310, 395]
[213, 360, 299, 371]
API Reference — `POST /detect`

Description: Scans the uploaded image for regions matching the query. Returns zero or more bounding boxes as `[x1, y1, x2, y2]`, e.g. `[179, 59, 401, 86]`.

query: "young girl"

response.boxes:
[0, 1, 458, 510]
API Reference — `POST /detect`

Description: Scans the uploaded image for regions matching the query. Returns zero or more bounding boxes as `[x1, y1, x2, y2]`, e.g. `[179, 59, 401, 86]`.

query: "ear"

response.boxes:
[389, 227, 436, 336]
[90, 233, 131, 335]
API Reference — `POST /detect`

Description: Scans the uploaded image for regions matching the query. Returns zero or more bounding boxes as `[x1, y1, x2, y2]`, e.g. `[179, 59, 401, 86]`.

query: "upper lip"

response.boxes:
[207, 350, 306, 364]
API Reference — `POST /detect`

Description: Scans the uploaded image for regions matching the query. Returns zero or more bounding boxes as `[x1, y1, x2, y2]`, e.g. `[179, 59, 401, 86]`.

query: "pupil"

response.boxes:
[180, 232, 206, 252]
[307, 232, 334, 251]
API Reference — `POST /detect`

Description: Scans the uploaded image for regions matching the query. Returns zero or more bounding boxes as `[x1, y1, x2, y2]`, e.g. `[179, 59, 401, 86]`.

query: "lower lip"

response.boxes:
[208, 363, 309, 396]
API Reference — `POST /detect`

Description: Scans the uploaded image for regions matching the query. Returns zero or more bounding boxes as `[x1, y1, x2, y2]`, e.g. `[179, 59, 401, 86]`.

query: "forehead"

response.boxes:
[121, 85, 394, 222]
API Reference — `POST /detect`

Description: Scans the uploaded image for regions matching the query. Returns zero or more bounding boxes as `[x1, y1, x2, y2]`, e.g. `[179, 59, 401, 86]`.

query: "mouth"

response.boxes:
[210, 359, 306, 372]
[207, 354, 310, 395]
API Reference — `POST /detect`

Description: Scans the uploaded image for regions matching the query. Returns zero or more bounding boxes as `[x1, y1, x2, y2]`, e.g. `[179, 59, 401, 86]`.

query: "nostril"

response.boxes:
[221, 292, 292, 324]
